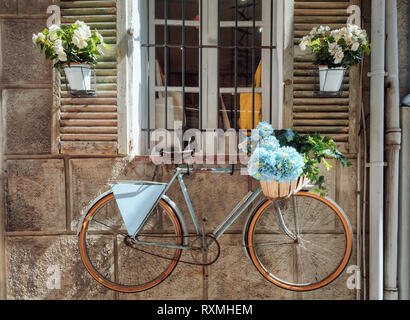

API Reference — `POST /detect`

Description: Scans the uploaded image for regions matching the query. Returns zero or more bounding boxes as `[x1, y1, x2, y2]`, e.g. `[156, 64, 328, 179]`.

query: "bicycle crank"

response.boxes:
[189, 234, 221, 266]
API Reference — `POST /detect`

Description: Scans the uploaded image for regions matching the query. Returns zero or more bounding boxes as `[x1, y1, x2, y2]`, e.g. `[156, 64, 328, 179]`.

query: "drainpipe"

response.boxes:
[368, 0, 386, 300]
[398, 104, 409, 300]
[384, 0, 401, 301]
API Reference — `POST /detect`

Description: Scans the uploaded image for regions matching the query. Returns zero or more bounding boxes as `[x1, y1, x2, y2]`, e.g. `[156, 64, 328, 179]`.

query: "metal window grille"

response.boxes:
[141, 0, 277, 148]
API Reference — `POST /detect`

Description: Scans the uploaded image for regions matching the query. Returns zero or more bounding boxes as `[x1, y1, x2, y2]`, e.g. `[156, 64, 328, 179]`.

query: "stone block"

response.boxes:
[0, 0, 17, 15]
[1, 19, 52, 84]
[70, 158, 157, 230]
[18, 0, 53, 15]
[6, 236, 114, 300]
[207, 234, 294, 300]
[3, 89, 52, 155]
[6, 159, 66, 232]
[120, 249, 203, 300]
[60, 141, 118, 156]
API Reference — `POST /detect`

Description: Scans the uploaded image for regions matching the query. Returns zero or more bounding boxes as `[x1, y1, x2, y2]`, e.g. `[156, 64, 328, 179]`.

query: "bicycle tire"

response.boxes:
[79, 193, 183, 293]
[245, 191, 353, 291]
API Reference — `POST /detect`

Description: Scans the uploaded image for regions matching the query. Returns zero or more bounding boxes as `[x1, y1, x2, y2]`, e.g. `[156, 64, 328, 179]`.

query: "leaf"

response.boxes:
[323, 158, 332, 171]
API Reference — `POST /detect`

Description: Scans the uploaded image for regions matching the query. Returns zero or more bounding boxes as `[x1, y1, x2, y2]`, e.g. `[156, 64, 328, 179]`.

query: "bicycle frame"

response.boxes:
[132, 166, 263, 251]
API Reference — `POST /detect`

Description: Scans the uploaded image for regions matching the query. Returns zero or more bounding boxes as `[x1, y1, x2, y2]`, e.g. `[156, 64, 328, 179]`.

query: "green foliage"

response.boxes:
[274, 130, 352, 197]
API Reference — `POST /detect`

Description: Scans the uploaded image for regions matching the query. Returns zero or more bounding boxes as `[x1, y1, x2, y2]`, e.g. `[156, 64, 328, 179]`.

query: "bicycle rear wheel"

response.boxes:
[245, 191, 353, 291]
[78, 193, 183, 293]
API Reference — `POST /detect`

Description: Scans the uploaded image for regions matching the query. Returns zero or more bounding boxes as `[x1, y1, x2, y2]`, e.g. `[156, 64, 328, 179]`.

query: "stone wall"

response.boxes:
[0, 0, 406, 300]
[3, 157, 359, 300]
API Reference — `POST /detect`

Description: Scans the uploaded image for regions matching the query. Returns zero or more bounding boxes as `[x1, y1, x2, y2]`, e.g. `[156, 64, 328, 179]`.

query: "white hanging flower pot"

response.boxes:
[63, 63, 92, 92]
[318, 65, 346, 92]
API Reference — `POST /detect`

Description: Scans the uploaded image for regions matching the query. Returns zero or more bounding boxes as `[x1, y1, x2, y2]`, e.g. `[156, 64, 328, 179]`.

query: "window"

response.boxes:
[134, 0, 284, 155]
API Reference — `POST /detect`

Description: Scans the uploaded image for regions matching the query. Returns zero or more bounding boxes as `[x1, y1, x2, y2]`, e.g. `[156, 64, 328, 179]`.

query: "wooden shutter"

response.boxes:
[58, 0, 119, 155]
[284, 0, 360, 154]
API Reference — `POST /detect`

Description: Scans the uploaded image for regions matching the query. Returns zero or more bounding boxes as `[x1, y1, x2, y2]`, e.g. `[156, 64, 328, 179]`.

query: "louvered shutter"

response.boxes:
[284, 0, 360, 154]
[58, 0, 119, 155]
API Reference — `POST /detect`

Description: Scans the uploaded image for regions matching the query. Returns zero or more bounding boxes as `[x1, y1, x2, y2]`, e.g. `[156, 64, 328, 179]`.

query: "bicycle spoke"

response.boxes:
[303, 212, 335, 233]
[298, 196, 314, 235]
[298, 243, 332, 281]
[292, 196, 300, 235]
[295, 244, 305, 284]
[301, 244, 319, 280]
[251, 240, 294, 248]
[299, 237, 343, 259]
[268, 254, 291, 277]
[298, 242, 334, 263]
[92, 219, 128, 237]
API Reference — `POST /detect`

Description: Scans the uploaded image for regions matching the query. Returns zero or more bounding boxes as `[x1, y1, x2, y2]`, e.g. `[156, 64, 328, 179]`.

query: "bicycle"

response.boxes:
[78, 165, 353, 293]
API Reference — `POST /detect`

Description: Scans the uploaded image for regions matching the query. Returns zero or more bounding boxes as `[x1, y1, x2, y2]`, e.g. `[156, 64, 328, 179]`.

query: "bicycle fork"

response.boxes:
[273, 199, 298, 241]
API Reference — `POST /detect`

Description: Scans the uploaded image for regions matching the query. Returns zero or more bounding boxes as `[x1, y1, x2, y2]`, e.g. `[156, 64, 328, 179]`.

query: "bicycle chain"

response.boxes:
[127, 233, 221, 266]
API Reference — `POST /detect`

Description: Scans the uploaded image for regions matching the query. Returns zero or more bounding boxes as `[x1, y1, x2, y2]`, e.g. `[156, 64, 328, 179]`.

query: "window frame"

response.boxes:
[116, 0, 286, 156]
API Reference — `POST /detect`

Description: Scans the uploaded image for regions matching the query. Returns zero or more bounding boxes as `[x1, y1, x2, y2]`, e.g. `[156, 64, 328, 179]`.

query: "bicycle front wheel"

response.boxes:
[246, 192, 353, 291]
[79, 193, 183, 293]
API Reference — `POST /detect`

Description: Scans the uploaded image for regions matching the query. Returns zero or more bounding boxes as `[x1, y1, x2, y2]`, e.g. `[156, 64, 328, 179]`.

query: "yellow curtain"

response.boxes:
[239, 61, 262, 130]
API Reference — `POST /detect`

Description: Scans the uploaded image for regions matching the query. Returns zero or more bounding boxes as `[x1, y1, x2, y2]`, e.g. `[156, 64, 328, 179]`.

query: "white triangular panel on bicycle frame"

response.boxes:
[110, 182, 167, 237]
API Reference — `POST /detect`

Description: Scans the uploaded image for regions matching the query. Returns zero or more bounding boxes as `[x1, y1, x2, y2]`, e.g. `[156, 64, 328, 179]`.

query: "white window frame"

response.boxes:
[119, 0, 285, 156]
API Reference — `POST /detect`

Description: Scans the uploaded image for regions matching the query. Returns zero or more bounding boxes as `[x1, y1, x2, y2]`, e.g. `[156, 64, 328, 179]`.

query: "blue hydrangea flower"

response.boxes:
[270, 146, 305, 183]
[240, 134, 280, 157]
[250, 122, 274, 144]
[247, 147, 276, 181]
[284, 129, 295, 142]
[256, 122, 274, 139]
[258, 135, 280, 152]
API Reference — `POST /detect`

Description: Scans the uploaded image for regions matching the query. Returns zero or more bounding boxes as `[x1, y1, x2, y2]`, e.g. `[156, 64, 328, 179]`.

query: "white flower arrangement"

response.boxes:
[33, 21, 109, 70]
[299, 24, 371, 68]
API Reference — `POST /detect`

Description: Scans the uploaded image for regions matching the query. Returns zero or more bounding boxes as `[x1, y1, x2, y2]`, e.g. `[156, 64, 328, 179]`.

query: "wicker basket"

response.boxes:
[260, 176, 310, 201]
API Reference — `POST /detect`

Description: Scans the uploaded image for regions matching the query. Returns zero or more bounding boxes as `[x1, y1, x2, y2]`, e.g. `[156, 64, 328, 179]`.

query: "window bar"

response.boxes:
[252, 0, 256, 129]
[234, 0, 238, 130]
[217, 0, 221, 129]
[141, 44, 275, 50]
[164, 0, 169, 131]
[269, 0, 273, 124]
[146, 0, 151, 149]
[199, 0, 203, 131]
[182, 0, 186, 130]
